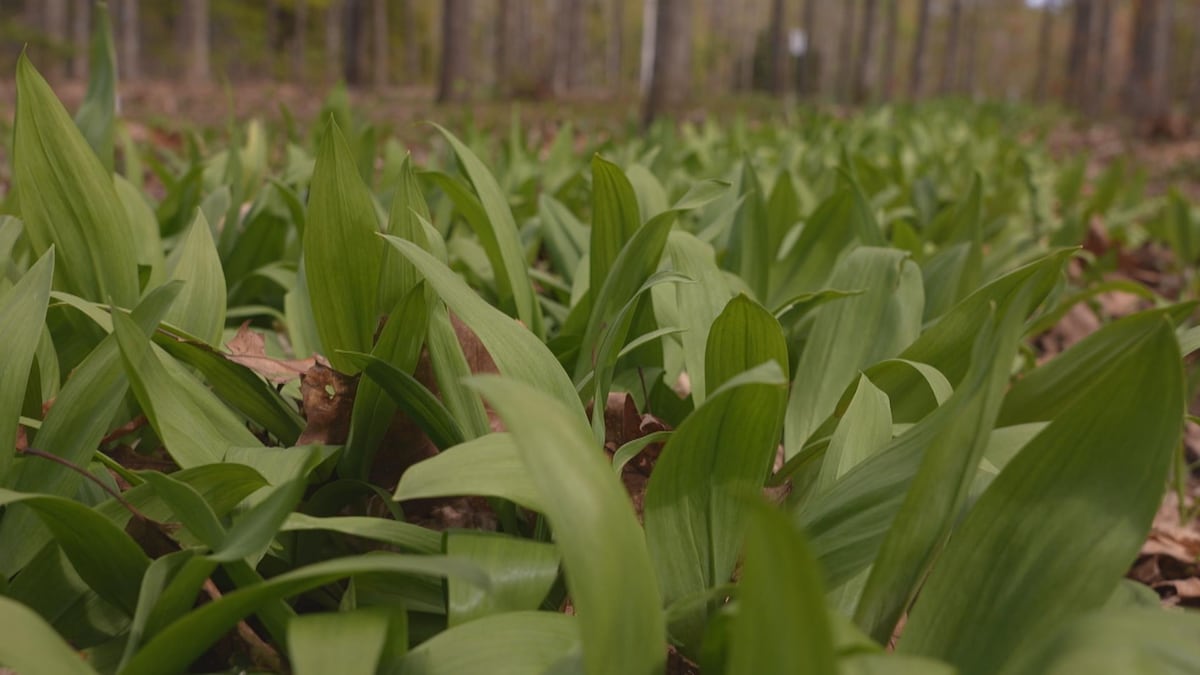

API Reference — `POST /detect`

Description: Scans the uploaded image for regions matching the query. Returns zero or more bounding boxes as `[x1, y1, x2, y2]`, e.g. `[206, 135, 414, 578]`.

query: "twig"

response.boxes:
[100, 415, 149, 446]
[202, 580, 285, 673]
[17, 446, 152, 522]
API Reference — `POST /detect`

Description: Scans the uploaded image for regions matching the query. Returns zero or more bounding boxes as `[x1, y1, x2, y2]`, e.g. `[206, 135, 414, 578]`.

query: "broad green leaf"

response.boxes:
[0, 595, 99, 675]
[73, 0, 117, 170]
[816, 375, 893, 494]
[289, 609, 393, 675]
[727, 501, 835, 675]
[539, 194, 587, 284]
[785, 248, 923, 458]
[840, 654, 957, 675]
[728, 158, 768, 299]
[14, 54, 139, 305]
[121, 554, 490, 675]
[0, 248, 53, 479]
[0, 489, 148, 616]
[901, 314, 1183, 674]
[854, 287, 1030, 643]
[345, 351, 465, 451]
[280, 513, 442, 554]
[163, 210, 226, 345]
[666, 231, 735, 404]
[590, 155, 642, 310]
[394, 433, 542, 512]
[210, 475, 308, 563]
[379, 154, 432, 312]
[770, 186, 874, 307]
[0, 282, 180, 576]
[425, 303, 491, 439]
[383, 236, 580, 412]
[304, 117, 384, 374]
[398, 611, 580, 675]
[433, 124, 544, 337]
[113, 310, 261, 468]
[445, 531, 561, 626]
[470, 377, 665, 675]
[114, 175, 166, 288]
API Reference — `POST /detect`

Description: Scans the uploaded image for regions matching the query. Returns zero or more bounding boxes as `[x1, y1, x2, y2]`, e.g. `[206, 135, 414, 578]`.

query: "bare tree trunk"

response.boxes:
[608, 0, 624, 92]
[42, 0, 68, 81]
[1188, 0, 1200, 118]
[798, 0, 818, 96]
[639, 0, 658, 95]
[292, 0, 308, 82]
[853, 0, 878, 102]
[341, 0, 364, 85]
[438, 0, 470, 102]
[554, 0, 585, 93]
[938, 0, 961, 95]
[1155, 0, 1175, 113]
[1064, 0, 1092, 109]
[184, 0, 210, 83]
[642, 0, 692, 126]
[768, 0, 788, 95]
[835, 0, 857, 102]
[401, 0, 418, 81]
[115, 0, 140, 79]
[1125, 0, 1170, 120]
[71, 0, 90, 80]
[879, 0, 897, 101]
[1032, 4, 1054, 102]
[496, 0, 509, 94]
[325, 0, 343, 82]
[909, 0, 931, 98]
[372, 0, 389, 87]
[959, 0, 980, 96]
[1087, 0, 1114, 114]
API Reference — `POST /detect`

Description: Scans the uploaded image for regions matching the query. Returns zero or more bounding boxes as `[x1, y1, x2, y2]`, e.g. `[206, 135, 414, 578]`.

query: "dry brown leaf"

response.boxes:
[225, 321, 319, 384]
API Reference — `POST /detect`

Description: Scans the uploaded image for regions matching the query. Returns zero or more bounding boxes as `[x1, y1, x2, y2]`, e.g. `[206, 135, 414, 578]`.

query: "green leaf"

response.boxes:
[398, 611, 580, 675]
[382, 236, 580, 413]
[121, 554, 489, 675]
[394, 433, 542, 512]
[379, 154, 432, 312]
[304, 117, 384, 374]
[901, 313, 1183, 675]
[590, 155, 643, 310]
[666, 231, 735, 405]
[113, 309, 261, 468]
[469, 376, 665, 675]
[425, 302, 491, 439]
[0, 489, 149, 616]
[289, 609, 394, 675]
[727, 501, 836, 675]
[0, 248, 53, 480]
[210, 475, 308, 563]
[0, 281, 180, 576]
[344, 351, 465, 451]
[432, 124, 544, 336]
[0, 595, 100, 675]
[785, 248, 923, 458]
[14, 53, 139, 305]
[163, 210, 226, 345]
[280, 513, 442, 554]
[445, 531, 561, 626]
[73, 1, 117, 170]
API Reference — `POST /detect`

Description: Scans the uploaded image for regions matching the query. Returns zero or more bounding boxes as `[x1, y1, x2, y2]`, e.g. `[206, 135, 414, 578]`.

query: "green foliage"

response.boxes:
[2, 47, 1199, 675]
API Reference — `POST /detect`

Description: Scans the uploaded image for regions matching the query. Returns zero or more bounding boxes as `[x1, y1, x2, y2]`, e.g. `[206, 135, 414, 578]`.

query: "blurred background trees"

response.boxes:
[3, 0, 1196, 127]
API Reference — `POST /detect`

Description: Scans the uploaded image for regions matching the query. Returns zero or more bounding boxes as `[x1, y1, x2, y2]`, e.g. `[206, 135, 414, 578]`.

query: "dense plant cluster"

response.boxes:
[3, 13, 1200, 675]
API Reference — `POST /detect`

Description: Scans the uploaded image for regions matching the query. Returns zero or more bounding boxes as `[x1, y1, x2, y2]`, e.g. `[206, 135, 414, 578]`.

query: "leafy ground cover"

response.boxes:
[6, 12, 1200, 675]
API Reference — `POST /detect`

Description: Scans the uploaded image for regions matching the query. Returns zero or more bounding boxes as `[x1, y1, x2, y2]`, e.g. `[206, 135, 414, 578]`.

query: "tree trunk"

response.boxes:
[1064, 0, 1092, 109]
[1188, 0, 1200, 118]
[1124, 0, 1169, 120]
[438, 0, 471, 102]
[116, 0, 140, 79]
[879, 0, 897, 101]
[341, 0, 364, 85]
[639, 0, 657, 95]
[835, 0, 856, 102]
[1032, 5, 1054, 102]
[292, 0, 308, 82]
[909, 0, 931, 98]
[372, 0, 389, 87]
[402, 0, 419, 81]
[71, 0, 90, 80]
[325, 0, 343, 82]
[42, 0, 68, 81]
[641, 0, 692, 126]
[938, 0, 962, 95]
[184, 0, 210, 83]
[496, 0, 509, 94]
[853, 0, 878, 103]
[554, 0, 585, 94]
[1087, 0, 1114, 114]
[608, 0, 624, 92]
[799, 0, 818, 96]
[768, 0, 788, 95]
[959, 0, 980, 96]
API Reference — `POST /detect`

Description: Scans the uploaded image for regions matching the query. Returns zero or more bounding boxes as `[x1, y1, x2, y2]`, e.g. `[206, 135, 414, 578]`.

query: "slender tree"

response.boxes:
[1064, 0, 1093, 108]
[835, 0, 857, 101]
[642, 0, 693, 126]
[43, 0, 68, 81]
[372, 0, 389, 86]
[402, 0, 419, 81]
[768, 0, 788, 95]
[853, 0, 879, 102]
[1087, 0, 1114, 114]
[183, 0, 210, 83]
[880, 0, 898, 101]
[959, 0, 980, 96]
[554, 0, 586, 93]
[800, 0, 818, 96]
[938, 0, 962, 95]
[341, 0, 364, 85]
[909, 0, 932, 98]
[1188, 0, 1200, 117]
[608, 0, 625, 92]
[292, 0, 308, 82]
[1032, 2, 1054, 101]
[325, 0, 343, 82]
[71, 0, 90, 80]
[1124, 0, 1168, 120]
[438, 0, 471, 102]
